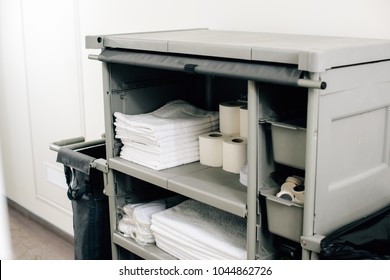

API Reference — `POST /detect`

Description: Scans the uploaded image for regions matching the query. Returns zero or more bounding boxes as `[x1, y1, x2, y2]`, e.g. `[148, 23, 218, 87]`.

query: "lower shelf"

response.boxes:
[113, 232, 177, 260]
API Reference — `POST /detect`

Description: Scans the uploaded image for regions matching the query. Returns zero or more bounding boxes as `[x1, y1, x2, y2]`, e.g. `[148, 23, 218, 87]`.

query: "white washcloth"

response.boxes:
[151, 199, 247, 259]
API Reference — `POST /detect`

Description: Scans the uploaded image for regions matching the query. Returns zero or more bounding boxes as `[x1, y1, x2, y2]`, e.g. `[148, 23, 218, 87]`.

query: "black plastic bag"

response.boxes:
[320, 205, 390, 260]
[57, 144, 112, 260]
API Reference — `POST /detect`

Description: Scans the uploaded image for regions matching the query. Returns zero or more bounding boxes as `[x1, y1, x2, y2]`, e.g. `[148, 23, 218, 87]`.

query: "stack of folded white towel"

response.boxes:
[150, 199, 247, 260]
[117, 200, 166, 245]
[114, 100, 219, 170]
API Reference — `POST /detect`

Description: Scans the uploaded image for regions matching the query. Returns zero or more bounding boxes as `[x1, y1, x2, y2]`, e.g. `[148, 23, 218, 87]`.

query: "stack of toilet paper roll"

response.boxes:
[219, 101, 248, 137]
[276, 176, 305, 205]
[199, 132, 247, 173]
[198, 100, 248, 174]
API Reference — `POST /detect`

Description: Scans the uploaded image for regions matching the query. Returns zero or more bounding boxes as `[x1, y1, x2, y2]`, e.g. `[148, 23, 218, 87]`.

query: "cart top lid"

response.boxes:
[86, 28, 390, 72]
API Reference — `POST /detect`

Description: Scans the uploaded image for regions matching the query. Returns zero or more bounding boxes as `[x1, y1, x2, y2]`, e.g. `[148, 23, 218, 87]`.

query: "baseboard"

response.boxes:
[7, 199, 74, 245]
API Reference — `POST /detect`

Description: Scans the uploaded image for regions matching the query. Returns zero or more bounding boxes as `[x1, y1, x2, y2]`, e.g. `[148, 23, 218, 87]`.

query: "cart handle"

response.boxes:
[49, 136, 105, 152]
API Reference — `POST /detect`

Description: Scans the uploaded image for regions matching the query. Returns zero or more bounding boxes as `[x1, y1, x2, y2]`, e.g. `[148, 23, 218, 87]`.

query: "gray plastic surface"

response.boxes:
[89, 29, 390, 72]
[109, 158, 247, 218]
[113, 232, 177, 260]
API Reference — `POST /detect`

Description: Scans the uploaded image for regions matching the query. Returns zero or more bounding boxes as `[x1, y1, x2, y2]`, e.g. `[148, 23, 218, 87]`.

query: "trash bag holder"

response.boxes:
[50, 136, 111, 260]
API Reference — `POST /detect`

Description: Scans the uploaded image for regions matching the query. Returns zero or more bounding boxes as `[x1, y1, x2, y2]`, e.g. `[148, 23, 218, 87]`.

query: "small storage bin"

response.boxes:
[261, 187, 303, 243]
[269, 119, 306, 170]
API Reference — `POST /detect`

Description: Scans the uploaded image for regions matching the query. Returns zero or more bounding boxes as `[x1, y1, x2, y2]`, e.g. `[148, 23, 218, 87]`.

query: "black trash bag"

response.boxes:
[57, 145, 112, 260]
[320, 205, 390, 260]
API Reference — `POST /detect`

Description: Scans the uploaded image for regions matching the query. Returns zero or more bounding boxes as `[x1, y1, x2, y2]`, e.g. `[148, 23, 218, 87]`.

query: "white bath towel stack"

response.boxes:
[117, 200, 166, 245]
[114, 100, 219, 170]
[150, 199, 247, 260]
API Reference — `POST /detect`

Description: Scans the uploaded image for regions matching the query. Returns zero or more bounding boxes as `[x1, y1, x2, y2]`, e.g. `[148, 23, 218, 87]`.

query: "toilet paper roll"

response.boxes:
[281, 181, 297, 192]
[292, 184, 305, 205]
[199, 132, 229, 167]
[240, 105, 248, 138]
[219, 101, 243, 135]
[276, 190, 294, 201]
[285, 176, 304, 186]
[280, 177, 305, 205]
[222, 136, 247, 173]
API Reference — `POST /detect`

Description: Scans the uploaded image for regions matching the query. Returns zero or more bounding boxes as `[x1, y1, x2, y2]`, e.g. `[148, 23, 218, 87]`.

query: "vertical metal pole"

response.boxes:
[301, 73, 320, 260]
[101, 62, 119, 260]
[247, 80, 259, 259]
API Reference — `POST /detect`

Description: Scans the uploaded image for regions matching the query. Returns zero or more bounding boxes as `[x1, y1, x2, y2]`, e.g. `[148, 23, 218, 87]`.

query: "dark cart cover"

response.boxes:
[98, 48, 304, 87]
[320, 204, 390, 260]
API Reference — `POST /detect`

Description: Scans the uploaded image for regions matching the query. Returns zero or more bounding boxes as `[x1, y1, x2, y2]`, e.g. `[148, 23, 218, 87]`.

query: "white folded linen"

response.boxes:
[151, 220, 237, 259]
[118, 200, 166, 245]
[153, 232, 227, 259]
[121, 145, 199, 161]
[121, 139, 199, 156]
[122, 202, 143, 216]
[114, 120, 219, 142]
[114, 100, 219, 170]
[150, 199, 247, 259]
[153, 234, 195, 260]
[120, 149, 199, 170]
[114, 100, 219, 135]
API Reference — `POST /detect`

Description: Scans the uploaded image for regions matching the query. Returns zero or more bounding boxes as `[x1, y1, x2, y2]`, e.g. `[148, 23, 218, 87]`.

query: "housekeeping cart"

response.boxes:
[54, 29, 390, 260]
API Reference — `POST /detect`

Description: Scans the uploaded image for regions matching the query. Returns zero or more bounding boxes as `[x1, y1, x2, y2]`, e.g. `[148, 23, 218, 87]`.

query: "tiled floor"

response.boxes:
[7, 204, 74, 260]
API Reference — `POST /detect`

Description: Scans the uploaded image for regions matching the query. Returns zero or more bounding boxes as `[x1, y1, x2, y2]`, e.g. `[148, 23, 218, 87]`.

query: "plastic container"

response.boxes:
[261, 187, 303, 242]
[269, 119, 306, 170]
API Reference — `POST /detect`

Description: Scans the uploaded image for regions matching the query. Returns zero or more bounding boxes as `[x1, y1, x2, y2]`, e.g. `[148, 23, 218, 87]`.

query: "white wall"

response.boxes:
[1, 0, 389, 235]
[0, 138, 13, 259]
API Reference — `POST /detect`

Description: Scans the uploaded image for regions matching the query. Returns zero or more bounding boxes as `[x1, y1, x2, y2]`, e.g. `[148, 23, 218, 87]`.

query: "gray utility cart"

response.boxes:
[67, 29, 390, 260]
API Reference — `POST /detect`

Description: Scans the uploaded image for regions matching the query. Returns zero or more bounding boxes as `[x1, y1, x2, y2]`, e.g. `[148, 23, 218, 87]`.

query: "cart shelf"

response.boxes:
[109, 157, 247, 217]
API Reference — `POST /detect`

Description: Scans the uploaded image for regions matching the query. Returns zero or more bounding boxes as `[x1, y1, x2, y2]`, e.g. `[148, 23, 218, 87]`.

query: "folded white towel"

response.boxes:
[153, 234, 196, 260]
[121, 139, 199, 155]
[121, 144, 199, 160]
[151, 220, 237, 259]
[118, 219, 156, 244]
[153, 231, 229, 259]
[114, 100, 219, 170]
[118, 200, 166, 245]
[120, 149, 200, 170]
[114, 100, 219, 134]
[132, 200, 166, 226]
[151, 199, 247, 259]
[122, 202, 143, 216]
[114, 120, 219, 142]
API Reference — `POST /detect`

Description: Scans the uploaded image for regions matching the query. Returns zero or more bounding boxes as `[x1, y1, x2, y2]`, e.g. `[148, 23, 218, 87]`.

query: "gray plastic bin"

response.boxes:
[269, 119, 306, 170]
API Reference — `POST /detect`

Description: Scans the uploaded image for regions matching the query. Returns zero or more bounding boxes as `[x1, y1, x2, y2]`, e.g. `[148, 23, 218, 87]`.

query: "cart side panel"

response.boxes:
[315, 60, 390, 235]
